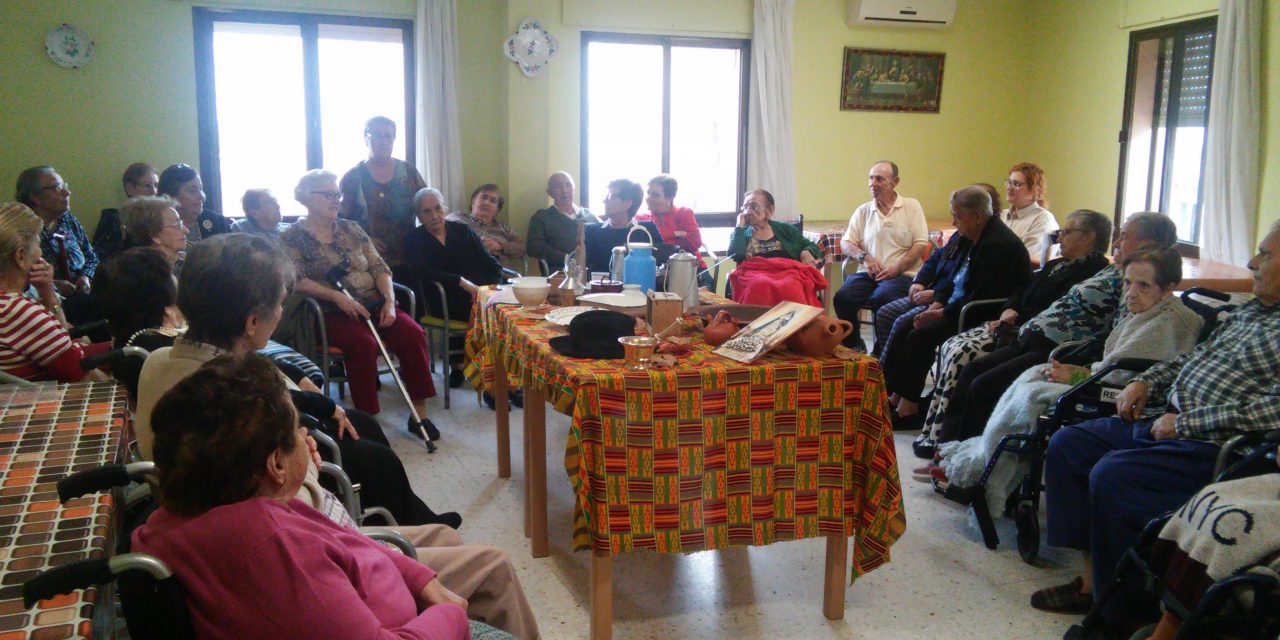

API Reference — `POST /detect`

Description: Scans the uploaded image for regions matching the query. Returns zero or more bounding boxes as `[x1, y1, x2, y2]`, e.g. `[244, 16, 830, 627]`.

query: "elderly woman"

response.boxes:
[527, 171, 597, 271]
[1003, 162, 1058, 267]
[120, 195, 189, 265]
[726, 189, 825, 306]
[933, 248, 1202, 517]
[339, 116, 427, 277]
[280, 170, 438, 437]
[230, 188, 288, 239]
[914, 211, 1180, 459]
[94, 162, 158, 260]
[583, 178, 673, 275]
[133, 354, 472, 639]
[0, 202, 107, 381]
[159, 163, 230, 241]
[15, 165, 101, 327]
[446, 184, 526, 267]
[406, 188, 502, 389]
[881, 186, 1030, 429]
[130, 235, 459, 528]
[909, 209, 1112, 461]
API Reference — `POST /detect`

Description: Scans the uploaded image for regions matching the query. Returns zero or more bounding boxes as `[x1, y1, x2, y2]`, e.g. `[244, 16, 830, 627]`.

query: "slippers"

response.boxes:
[1030, 576, 1093, 614]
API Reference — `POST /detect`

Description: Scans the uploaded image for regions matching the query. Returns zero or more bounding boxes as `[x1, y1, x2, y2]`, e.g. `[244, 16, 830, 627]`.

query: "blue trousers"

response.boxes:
[1044, 417, 1218, 595]
[832, 272, 911, 347]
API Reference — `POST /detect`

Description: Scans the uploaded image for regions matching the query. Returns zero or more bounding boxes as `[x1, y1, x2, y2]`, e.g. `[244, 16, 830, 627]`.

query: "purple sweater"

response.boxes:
[133, 497, 469, 639]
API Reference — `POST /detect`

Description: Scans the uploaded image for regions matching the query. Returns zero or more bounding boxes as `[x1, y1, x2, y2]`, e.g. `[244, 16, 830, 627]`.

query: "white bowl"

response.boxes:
[512, 283, 551, 307]
[509, 276, 548, 287]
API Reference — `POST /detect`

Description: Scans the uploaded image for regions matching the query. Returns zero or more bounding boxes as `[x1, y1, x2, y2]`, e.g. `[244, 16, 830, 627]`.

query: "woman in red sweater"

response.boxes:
[0, 202, 106, 382]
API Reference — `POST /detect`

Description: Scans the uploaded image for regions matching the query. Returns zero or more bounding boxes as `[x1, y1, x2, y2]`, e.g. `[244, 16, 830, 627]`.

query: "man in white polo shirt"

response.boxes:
[833, 160, 929, 351]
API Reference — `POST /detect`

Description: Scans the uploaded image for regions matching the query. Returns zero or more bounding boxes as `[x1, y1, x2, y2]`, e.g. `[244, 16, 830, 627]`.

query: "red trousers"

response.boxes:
[324, 309, 436, 414]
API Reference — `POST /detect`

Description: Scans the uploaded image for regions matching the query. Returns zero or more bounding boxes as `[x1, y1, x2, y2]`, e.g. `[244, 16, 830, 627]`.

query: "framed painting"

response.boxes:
[840, 47, 945, 113]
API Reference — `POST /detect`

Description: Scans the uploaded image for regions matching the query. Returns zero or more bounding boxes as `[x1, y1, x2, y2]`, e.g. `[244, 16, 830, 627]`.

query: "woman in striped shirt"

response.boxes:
[0, 202, 106, 382]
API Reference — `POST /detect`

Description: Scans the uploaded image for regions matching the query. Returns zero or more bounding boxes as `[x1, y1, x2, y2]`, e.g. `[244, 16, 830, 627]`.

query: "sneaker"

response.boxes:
[448, 368, 465, 389]
[407, 416, 441, 442]
[1030, 576, 1093, 614]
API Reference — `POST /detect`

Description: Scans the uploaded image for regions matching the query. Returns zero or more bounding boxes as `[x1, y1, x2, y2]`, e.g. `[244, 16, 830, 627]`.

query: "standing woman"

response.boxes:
[339, 116, 427, 278]
[280, 170, 439, 439]
[446, 184, 526, 270]
[158, 164, 230, 242]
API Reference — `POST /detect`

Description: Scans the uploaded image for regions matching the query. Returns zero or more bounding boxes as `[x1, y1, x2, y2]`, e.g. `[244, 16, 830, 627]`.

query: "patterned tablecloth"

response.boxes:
[465, 292, 905, 580]
[0, 381, 128, 639]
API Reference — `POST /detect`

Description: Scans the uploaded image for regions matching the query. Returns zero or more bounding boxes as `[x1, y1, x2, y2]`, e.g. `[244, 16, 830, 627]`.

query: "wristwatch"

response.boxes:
[854, 252, 866, 263]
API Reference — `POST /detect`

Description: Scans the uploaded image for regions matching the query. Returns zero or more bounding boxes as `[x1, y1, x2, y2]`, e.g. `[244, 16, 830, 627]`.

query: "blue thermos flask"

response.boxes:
[621, 225, 657, 293]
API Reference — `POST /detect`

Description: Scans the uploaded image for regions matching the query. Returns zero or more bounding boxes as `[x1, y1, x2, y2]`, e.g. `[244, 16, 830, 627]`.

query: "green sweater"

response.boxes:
[527, 205, 597, 267]
[728, 220, 822, 263]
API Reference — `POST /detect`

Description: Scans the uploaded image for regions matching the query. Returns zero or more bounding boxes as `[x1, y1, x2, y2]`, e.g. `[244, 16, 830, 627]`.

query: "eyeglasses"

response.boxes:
[366, 132, 395, 142]
[311, 191, 342, 201]
[41, 182, 70, 193]
[475, 194, 500, 204]
[1004, 179, 1026, 189]
[741, 202, 764, 212]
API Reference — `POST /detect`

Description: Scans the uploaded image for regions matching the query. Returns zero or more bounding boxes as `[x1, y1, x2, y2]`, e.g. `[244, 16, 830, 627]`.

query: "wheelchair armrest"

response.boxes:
[1050, 359, 1158, 419]
[958, 298, 1005, 331]
[1214, 429, 1280, 480]
[1048, 338, 1093, 363]
[81, 346, 149, 372]
[22, 553, 174, 608]
[366, 530, 417, 559]
[57, 461, 156, 503]
[68, 319, 109, 340]
[538, 259, 550, 277]
[1181, 287, 1232, 303]
[318, 461, 360, 523]
[306, 422, 343, 468]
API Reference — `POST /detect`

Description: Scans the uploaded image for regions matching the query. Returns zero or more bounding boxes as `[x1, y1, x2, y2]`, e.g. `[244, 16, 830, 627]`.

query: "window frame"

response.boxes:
[1113, 16, 1216, 256]
[192, 7, 415, 214]
[580, 31, 751, 227]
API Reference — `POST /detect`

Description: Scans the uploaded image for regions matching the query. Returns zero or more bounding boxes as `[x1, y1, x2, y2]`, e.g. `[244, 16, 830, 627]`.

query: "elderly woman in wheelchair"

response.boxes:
[133, 353, 472, 639]
[932, 248, 1202, 509]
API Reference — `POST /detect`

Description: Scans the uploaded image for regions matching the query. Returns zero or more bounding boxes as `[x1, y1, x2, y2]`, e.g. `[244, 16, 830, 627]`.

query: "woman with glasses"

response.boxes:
[280, 169, 439, 439]
[119, 195, 189, 266]
[1002, 162, 1058, 267]
[14, 165, 102, 328]
[158, 163, 230, 242]
[339, 116, 427, 279]
[445, 184, 526, 270]
[726, 189, 825, 306]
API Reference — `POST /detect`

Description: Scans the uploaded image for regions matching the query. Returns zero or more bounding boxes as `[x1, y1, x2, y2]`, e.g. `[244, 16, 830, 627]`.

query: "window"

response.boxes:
[582, 33, 750, 226]
[1115, 17, 1216, 251]
[193, 9, 413, 216]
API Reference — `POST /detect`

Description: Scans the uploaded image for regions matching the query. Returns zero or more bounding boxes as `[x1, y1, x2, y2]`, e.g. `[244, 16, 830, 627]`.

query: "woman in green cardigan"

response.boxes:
[728, 189, 822, 266]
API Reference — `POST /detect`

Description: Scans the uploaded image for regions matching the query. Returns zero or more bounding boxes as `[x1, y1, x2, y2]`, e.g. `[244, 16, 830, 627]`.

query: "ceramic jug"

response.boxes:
[785, 316, 854, 357]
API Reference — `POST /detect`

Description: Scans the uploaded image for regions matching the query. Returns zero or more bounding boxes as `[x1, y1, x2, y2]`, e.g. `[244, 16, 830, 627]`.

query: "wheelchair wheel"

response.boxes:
[1015, 500, 1040, 564]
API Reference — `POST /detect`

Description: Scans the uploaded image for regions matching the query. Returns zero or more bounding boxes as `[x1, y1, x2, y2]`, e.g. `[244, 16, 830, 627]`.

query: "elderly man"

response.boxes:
[929, 211, 1179, 448]
[582, 178, 673, 275]
[881, 186, 1029, 428]
[230, 189, 289, 239]
[833, 161, 929, 350]
[15, 165, 101, 327]
[1031, 222, 1280, 618]
[527, 171, 598, 272]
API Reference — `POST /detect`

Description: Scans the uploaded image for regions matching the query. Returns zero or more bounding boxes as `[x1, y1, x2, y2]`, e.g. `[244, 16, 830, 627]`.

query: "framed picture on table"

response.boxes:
[840, 47, 945, 113]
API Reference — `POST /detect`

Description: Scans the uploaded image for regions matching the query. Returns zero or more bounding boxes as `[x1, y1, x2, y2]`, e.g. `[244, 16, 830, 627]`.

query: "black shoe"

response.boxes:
[407, 416, 441, 442]
[428, 511, 463, 530]
[889, 410, 924, 432]
[482, 391, 496, 411]
[912, 436, 936, 460]
[509, 390, 524, 408]
[448, 368, 465, 389]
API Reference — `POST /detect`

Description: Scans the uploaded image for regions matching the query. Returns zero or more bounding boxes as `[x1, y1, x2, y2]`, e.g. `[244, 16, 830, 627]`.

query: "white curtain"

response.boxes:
[1199, 0, 1261, 265]
[746, 0, 799, 221]
[416, 0, 466, 212]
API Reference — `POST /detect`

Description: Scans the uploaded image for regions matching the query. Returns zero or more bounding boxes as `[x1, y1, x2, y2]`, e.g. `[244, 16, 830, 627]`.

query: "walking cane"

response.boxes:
[325, 267, 436, 453]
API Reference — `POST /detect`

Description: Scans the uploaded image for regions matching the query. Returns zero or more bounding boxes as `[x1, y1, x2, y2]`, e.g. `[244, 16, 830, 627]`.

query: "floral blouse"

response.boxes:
[279, 218, 389, 311]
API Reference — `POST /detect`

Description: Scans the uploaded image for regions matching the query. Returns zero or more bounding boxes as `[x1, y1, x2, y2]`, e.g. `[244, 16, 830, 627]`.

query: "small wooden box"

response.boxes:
[647, 291, 683, 335]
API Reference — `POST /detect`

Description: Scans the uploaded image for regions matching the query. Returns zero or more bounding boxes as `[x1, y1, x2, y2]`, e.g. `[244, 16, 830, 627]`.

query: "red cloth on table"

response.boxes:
[729, 256, 828, 307]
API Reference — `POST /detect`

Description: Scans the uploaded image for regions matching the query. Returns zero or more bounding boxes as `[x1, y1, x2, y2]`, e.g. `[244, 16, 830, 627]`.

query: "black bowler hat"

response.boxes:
[549, 310, 635, 359]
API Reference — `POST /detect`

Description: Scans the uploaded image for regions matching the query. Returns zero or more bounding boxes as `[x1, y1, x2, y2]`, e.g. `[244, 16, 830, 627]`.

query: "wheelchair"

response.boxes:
[1066, 430, 1280, 640]
[933, 288, 1236, 562]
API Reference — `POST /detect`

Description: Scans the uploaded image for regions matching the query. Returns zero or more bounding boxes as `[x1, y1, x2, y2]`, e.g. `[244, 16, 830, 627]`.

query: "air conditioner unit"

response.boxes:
[847, 0, 956, 29]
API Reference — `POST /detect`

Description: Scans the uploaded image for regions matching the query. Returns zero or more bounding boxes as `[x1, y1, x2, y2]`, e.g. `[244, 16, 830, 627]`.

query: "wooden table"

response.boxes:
[465, 292, 905, 639]
[0, 381, 128, 639]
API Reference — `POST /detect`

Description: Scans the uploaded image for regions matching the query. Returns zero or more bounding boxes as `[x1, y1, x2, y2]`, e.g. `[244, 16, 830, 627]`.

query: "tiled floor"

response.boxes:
[372, 378, 1082, 640]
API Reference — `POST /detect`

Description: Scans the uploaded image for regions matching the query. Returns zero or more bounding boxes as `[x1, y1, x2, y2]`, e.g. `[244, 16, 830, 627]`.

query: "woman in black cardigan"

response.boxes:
[881, 186, 1031, 429]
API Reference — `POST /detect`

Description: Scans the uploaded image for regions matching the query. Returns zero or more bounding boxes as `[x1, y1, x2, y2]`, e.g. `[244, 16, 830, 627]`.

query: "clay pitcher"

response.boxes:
[702, 310, 740, 346]
[786, 315, 854, 357]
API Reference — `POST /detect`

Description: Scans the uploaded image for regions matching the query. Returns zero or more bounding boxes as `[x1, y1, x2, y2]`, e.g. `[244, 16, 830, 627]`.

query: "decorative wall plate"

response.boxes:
[504, 18, 558, 78]
[45, 23, 94, 69]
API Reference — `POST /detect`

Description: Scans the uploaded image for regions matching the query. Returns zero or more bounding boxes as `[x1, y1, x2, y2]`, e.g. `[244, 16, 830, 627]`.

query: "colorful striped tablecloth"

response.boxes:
[465, 293, 905, 580]
[0, 381, 128, 639]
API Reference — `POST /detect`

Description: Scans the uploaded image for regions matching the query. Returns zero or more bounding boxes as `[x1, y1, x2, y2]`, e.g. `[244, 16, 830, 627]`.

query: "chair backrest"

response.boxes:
[1180, 287, 1235, 342]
